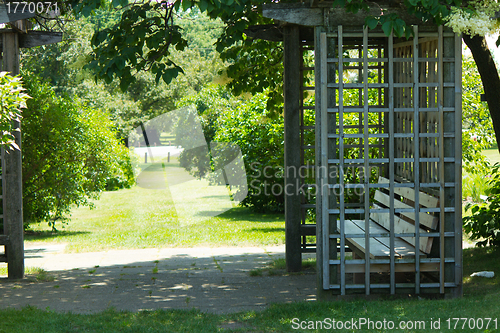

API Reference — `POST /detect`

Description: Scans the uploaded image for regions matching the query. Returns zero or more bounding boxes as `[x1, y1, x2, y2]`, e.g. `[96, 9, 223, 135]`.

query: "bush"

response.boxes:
[213, 92, 288, 213]
[464, 164, 500, 247]
[21, 72, 134, 229]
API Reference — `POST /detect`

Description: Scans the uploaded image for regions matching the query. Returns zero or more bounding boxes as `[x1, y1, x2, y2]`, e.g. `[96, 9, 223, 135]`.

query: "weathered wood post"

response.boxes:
[2, 30, 24, 279]
[283, 24, 302, 272]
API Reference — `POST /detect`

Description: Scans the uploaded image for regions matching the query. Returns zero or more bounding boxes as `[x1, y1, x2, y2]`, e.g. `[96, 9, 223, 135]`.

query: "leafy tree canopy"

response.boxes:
[58, 1, 500, 117]
[22, 8, 224, 142]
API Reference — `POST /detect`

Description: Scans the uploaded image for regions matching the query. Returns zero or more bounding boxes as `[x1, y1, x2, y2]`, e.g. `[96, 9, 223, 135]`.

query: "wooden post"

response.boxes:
[443, 32, 460, 297]
[284, 24, 302, 272]
[2, 31, 24, 279]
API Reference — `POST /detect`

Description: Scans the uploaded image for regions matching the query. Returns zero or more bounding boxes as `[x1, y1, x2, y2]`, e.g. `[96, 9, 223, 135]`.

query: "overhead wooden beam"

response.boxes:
[263, 3, 430, 27]
[0, 30, 62, 49]
[244, 24, 315, 42]
[244, 24, 283, 42]
[263, 4, 323, 26]
[0, 4, 36, 24]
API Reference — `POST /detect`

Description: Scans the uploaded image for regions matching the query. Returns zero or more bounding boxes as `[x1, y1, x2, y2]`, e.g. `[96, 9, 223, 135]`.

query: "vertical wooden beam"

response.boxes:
[327, 33, 338, 292]
[438, 26, 446, 295]
[388, 31, 395, 294]
[315, 26, 327, 298]
[284, 24, 302, 272]
[443, 31, 459, 297]
[320, 30, 330, 290]
[2, 31, 24, 279]
[412, 25, 421, 294]
[453, 32, 463, 298]
[362, 26, 370, 295]
[337, 25, 346, 296]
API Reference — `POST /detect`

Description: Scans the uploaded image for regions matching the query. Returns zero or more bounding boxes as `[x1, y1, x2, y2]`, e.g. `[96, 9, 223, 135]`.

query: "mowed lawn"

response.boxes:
[25, 185, 285, 252]
[482, 148, 500, 164]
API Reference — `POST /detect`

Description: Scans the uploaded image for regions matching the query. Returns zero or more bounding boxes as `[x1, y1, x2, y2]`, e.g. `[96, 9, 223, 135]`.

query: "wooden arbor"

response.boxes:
[0, 6, 62, 279]
[263, 3, 462, 297]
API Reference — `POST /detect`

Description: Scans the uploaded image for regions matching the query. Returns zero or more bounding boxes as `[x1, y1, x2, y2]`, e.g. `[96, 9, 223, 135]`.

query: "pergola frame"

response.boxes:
[263, 2, 462, 298]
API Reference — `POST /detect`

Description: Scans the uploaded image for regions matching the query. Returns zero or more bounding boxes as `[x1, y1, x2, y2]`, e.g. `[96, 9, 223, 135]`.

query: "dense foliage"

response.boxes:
[21, 72, 134, 229]
[461, 54, 495, 173]
[214, 92, 286, 212]
[0, 72, 29, 150]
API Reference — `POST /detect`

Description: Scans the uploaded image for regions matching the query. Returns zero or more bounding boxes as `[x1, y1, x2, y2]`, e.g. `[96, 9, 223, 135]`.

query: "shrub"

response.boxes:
[464, 163, 500, 247]
[21, 72, 134, 229]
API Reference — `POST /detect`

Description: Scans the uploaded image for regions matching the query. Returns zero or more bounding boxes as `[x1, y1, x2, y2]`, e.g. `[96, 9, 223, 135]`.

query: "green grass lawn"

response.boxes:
[1, 246, 499, 332]
[25, 185, 285, 252]
[482, 148, 500, 164]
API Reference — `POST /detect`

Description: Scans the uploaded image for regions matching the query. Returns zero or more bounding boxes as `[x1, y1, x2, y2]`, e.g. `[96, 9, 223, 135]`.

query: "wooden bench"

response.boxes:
[337, 176, 439, 270]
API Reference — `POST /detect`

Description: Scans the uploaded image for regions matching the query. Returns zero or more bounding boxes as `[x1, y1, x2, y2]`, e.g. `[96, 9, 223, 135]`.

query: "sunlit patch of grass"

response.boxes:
[24, 267, 55, 282]
[25, 186, 285, 252]
[0, 266, 55, 281]
[482, 148, 500, 164]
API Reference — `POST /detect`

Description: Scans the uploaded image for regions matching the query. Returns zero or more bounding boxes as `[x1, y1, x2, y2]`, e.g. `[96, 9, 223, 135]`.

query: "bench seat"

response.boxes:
[337, 219, 425, 259]
[336, 176, 439, 263]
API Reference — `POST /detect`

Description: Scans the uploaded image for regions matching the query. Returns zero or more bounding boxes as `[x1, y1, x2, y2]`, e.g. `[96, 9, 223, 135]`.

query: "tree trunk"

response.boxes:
[463, 34, 500, 152]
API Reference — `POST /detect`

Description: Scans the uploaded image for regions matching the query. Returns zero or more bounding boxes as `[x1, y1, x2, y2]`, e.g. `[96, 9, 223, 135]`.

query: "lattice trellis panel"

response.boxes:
[316, 25, 462, 296]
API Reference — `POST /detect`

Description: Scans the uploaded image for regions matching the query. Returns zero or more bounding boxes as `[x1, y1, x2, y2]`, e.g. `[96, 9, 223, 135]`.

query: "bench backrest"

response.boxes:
[370, 176, 439, 254]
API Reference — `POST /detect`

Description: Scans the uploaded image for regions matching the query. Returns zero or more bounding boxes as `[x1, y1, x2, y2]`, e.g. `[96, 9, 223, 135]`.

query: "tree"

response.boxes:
[21, 72, 134, 229]
[23, 8, 225, 142]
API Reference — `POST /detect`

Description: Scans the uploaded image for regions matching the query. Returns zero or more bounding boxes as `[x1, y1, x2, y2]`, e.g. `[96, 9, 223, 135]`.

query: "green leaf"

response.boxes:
[366, 17, 379, 30]
[111, 0, 127, 8]
[182, 0, 192, 11]
[405, 27, 413, 40]
[394, 19, 406, 38]
[381, 21, 393, 36]
[198, 0, 208, 12]
[119, 77, 131, 91]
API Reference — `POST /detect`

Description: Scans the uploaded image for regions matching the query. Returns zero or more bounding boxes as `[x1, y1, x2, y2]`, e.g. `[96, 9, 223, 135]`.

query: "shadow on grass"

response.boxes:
[24, 230, 90, 242]
[462, 246, 500, 297]
[216, 207, 284, 223]
[244, 227, 285, 233]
